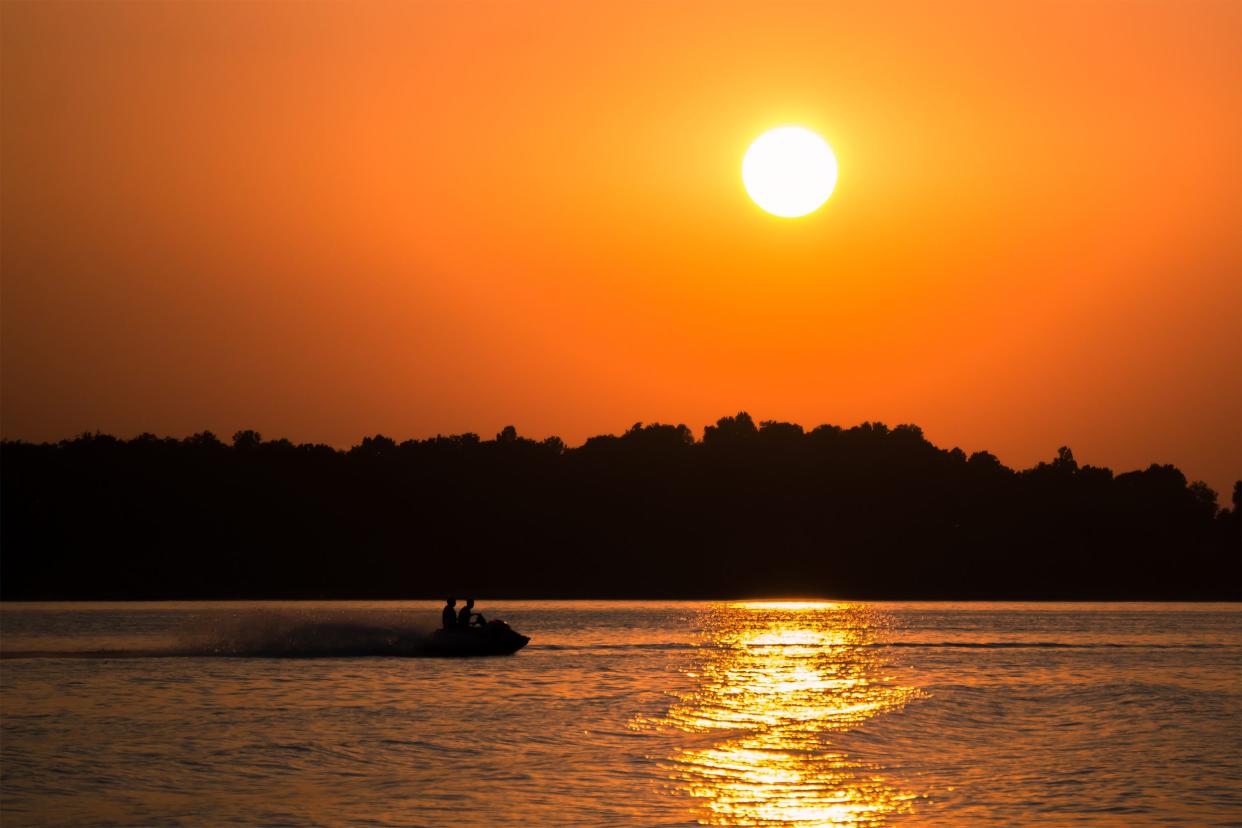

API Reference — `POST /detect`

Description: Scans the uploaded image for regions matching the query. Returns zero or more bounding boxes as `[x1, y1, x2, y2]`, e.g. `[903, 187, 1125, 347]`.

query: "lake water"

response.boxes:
[1, 601, 1239, 826]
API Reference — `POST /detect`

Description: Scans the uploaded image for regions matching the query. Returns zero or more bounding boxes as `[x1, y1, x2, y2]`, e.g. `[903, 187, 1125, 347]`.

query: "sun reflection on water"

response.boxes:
[640, 603, 921, 826]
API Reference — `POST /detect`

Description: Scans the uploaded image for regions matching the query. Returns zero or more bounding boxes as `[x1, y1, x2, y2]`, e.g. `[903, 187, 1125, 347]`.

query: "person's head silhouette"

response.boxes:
[465, 598, 475, 609]
[446, 597, 456, 607]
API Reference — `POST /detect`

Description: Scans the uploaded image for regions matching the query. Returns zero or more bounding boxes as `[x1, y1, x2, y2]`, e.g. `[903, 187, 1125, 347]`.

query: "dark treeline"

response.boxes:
[2, 413, 1238, 600]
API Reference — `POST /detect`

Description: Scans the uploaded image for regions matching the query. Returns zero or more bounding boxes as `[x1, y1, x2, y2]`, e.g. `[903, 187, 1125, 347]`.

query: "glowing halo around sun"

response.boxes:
[742, 126, 838, 218]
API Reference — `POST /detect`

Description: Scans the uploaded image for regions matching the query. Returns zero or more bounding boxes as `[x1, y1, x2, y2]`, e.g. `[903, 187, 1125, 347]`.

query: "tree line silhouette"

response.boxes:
[2, 413, 1238, 600]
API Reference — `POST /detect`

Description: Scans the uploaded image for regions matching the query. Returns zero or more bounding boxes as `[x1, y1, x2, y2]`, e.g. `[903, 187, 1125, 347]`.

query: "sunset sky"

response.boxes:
[3, 0, 1239, 497]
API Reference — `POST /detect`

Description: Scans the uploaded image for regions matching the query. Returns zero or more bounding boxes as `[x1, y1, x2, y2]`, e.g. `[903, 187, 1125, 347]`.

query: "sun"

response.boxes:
[742, 126, 838, 218]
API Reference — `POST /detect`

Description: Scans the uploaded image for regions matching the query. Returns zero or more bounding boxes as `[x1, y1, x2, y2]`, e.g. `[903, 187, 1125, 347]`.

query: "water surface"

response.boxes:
[2, 601, 1239, 826]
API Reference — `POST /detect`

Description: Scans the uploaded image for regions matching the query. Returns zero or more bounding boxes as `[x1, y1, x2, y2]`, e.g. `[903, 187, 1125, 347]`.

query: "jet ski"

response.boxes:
[426, 619, 530, 656]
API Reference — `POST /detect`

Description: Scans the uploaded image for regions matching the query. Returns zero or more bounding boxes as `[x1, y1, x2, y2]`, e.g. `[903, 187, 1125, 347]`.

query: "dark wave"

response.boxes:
[1, 642, 430, 660]
[3, 638, 1233, 660]
[2, 618, 439, 660]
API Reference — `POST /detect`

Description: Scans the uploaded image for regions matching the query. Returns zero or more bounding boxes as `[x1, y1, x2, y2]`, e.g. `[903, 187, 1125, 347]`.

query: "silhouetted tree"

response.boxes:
[1, 413, 1237, 600]
[703, 412, 758, 446]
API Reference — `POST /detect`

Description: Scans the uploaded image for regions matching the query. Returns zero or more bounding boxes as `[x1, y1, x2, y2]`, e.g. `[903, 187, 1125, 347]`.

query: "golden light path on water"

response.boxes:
[638, 602, 924, 826]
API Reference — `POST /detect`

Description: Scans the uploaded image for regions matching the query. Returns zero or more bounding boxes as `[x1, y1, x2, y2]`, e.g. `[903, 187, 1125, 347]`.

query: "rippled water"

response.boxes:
[2, 601, 1239, 826]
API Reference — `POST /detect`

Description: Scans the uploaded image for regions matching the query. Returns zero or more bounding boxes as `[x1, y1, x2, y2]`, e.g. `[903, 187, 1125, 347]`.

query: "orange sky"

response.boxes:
[3, 0, 1240, 497]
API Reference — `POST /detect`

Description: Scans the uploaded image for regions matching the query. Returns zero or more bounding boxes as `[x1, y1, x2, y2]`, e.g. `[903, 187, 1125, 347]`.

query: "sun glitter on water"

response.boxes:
[635, 602, 923, 826]
[742, 126, 838, 218]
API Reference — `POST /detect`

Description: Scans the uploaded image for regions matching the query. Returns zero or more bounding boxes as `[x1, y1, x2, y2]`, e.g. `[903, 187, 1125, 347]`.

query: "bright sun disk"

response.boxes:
[742, 126, 838, 218]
